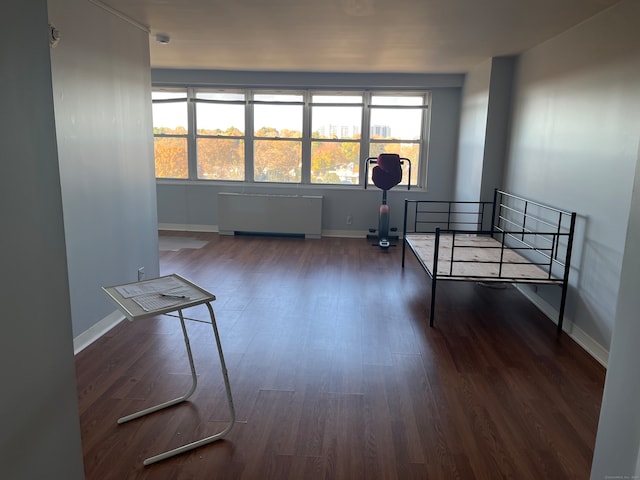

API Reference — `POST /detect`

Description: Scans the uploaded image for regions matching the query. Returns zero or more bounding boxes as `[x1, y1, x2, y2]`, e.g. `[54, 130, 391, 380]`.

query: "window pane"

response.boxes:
[196, 103, 245, 135]
[312, 106, 362, 139]
[311, 141, 360, 185]
[371, 95, 423, 106]
[310, 95, 362, 184]
[312, 94, 362, 104]
[254, 104, 302, 138]
[152, 101, 187, 134]
[153, 88, 429, 186]
[197, 138, 244, 180]
[152, 91, 187, 101]
[370, 108, 422, 140]
[254, 93, 303, 102]
[196, 92, 244, 102]
[369, 143, 420, 186]
[154, 137, 188, 179]
[254, 140, 301, 183]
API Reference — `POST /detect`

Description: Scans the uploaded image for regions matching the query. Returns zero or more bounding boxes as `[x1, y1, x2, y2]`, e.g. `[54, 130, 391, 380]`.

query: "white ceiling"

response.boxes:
[97, 0, 620, 74]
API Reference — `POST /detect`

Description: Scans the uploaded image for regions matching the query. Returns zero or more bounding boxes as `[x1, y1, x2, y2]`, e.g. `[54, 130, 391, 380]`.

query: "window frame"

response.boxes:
[309, 91, 364, 186]
[151, 87, 431, 188]
[368, 92, 429, 186]
[251, 91, 305, 183]
[193, 90, 247, 181]
[152, 89, 190, 179]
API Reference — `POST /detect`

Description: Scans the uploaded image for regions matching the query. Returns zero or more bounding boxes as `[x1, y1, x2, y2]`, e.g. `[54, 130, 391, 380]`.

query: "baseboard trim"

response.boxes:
[322, 229, 368, 238]
[159, 225, 372, 239]
[514, 285, 609, 368]
[159, 223, 218, 233]
[74, 310, 126, 355]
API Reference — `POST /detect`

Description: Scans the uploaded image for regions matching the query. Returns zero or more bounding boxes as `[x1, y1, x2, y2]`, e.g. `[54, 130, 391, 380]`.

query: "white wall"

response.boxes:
[481, 57, 514, 202]
[504, 0, 640, 352]
[455, 56, 515, 204]
[591, 128, 640, 479]
[49, 0, 160, 337]
[454, 59, 491, 201]
[456, 2, 640, 473]
[153, 71, 464, 234]
[1, 0, 159, 473]
[0, 1, 84, 478]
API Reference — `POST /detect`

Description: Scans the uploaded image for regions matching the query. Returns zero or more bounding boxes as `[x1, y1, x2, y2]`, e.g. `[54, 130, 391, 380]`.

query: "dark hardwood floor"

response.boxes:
[76, 232, 605, 479]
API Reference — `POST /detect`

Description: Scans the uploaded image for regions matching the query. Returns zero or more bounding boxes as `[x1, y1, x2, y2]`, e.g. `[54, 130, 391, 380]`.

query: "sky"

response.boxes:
[152, 92, 424, 139]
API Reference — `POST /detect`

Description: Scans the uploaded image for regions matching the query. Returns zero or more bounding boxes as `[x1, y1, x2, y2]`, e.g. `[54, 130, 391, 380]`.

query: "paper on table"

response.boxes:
[115, 276, 185, 298]
[132, 293, 184, 312]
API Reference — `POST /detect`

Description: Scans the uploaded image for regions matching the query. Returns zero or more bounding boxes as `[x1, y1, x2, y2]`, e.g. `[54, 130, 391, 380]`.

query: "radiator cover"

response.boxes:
[218, 193, 323, 238]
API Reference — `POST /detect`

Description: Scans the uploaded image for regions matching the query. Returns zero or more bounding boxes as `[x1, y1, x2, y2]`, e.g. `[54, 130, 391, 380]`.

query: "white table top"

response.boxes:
[102, 274, 215, 321]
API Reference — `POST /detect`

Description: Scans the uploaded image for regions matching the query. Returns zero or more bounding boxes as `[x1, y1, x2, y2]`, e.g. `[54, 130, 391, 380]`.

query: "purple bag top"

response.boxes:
[372, 153, 402, 191]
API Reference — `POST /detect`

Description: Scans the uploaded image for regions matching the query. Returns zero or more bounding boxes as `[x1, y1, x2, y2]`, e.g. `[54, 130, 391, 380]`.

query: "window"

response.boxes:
[311, 94, 362, 185]
[195, 92, 245, 181]
[152, 88, 429, 187]
[152, 91, 188, 179]
[369, 95, 424, 186]
[253, 93, 303, 183]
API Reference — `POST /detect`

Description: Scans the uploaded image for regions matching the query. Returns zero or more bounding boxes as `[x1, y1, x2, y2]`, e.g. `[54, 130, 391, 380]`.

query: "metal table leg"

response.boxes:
[118, 309, 198, 424]
[117, 302, 236, 466]
[143, 302, 236, 466]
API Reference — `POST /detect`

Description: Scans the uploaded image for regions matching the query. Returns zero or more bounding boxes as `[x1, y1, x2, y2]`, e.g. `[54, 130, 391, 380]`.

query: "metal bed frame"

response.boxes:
[401, 189, 577, 333]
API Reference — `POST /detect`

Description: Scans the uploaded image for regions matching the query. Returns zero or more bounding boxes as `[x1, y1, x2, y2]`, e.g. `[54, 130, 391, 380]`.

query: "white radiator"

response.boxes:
[218, 193, 323, 238]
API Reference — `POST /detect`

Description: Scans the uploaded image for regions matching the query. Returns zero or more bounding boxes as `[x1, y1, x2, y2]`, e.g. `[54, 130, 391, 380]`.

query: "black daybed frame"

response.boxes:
[401, 189, 577, 333]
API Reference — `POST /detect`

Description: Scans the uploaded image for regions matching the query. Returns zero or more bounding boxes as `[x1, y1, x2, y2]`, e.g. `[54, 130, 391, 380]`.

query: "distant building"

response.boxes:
[370, 124, 391, 137]
[315, 124, 391, 138]
[316, 124, 361, 138]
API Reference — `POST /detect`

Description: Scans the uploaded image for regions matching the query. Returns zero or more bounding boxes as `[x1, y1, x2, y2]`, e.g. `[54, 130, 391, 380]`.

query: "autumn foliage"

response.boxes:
[154, 127, 419, 185]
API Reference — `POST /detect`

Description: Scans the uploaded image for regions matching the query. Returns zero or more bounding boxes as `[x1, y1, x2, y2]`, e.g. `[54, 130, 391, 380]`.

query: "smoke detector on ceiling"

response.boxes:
[342, 0, 374, 16]
[155, 33, 170, 44]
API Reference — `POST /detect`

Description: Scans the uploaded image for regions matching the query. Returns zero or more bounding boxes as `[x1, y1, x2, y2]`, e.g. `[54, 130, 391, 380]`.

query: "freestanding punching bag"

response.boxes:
[372, 153, 402, 191]
[371, 153, 402, 248]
